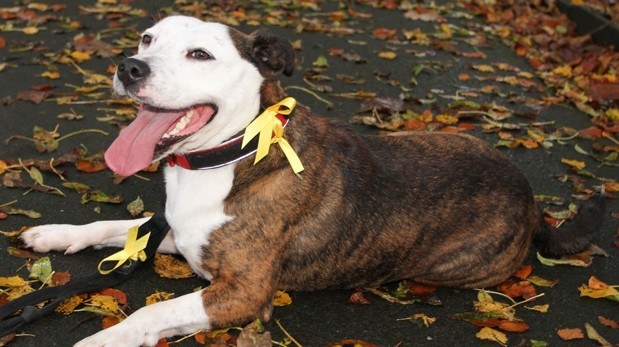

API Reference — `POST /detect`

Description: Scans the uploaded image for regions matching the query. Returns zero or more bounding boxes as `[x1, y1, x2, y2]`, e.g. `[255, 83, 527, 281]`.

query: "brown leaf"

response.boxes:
[16, 90, 52, 104]
[513, 265, 532, 280]
[349, 291, 371, 304]
[588, 276, 609, 290]
[557, 328, 584, 340]
[91, 288, 127, 305]
[76, 159, 106, 173]
[51, 272, 71, 286]
[589, 81, 619, 100]
[497, 280, 537, 299]
[497, 320, 529, 332]
[154, 339, 169, 347]
[598, 316, 619, 329]
[408, 283, 437, 294]
[7, 246, 39, 259]
[102, 316, 120, 329]
[372, 28, 397, 40]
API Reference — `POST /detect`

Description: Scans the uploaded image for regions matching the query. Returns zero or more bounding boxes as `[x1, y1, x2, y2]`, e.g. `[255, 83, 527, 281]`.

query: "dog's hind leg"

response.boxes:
[21, 217, 178, 254]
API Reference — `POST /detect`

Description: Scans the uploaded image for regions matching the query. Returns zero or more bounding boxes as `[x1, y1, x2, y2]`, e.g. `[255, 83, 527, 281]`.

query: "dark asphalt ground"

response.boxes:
[0, 1, 617, 346]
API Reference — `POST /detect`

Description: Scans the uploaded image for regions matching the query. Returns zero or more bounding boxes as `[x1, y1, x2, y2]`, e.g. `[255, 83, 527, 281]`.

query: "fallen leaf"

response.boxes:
[598, 316, 619, 329]
[557, 328, 584, 340]
[92, 288, 127, 305]
[348, 290, 371, 304]
[127, 196, 144, 217]
[561, 158, 586, 169]
[377, 51, 397, 59]
[237, 320, 271, 347]
[475, 327, 507, 346]
[584, 323, 611, 346]
[87, 295, 121, 314]
[497, 280, 537, 299]
[153, 254, 195, 279]
[154, 339, 169, 347]
[397, 313, 436, 327]
[527, 275, 559, 287]
[29, 256, 52, 283]
[525, 304, 549, 313]
[588, 276, 609, 290]
[497, 320, 529, 332]
[408, 283, 437, 295]
[273, 290, 292, 306]
[51, 272, 71, 286]
[513, 265, 532, 280]
[102, 316, 120, 329]
[71, 51, 91, 63]
[536, 252, 591, 267]
[0, 276, 28, 287]
[146, 291, 174, 305]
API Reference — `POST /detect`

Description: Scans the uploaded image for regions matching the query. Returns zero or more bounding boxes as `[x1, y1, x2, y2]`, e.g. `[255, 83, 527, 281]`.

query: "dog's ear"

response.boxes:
[251, 31, 294, 77]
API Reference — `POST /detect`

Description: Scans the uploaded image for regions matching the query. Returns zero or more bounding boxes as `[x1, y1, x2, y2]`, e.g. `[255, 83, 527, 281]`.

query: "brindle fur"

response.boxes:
[197, 29, 595, 330]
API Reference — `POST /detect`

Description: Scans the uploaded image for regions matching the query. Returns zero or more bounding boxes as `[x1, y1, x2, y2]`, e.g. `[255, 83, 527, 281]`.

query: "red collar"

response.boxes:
[167, 113, 289, 170]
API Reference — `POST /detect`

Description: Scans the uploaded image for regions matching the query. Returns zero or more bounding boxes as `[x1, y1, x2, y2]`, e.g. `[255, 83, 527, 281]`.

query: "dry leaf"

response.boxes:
[561, 158, 586, 169]
[497, 320, 529, 332]
[513, 265, 532, 280]
[102, 316, 120, 329]
[55, 296, 83, 315]
[71, 51, 92, 63]
[475, 327, 507, 346]
[557, 328, 584, 340]
[526, 304, 549, 313]
[145, 291, 175, 305]
[153, 254, 195, 279]
[598, 316, 619, 329]
[273, 290, 292, 306]
[349, 291, 371, 304]
[584, 323, 611, 346]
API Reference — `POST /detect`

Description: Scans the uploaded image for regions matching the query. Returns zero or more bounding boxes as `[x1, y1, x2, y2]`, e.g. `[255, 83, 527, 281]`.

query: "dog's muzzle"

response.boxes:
[117, 58, 151, 87]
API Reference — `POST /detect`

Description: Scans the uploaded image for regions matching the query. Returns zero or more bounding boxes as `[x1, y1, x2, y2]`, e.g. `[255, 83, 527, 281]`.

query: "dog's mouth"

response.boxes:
[104, 103, 217, 176]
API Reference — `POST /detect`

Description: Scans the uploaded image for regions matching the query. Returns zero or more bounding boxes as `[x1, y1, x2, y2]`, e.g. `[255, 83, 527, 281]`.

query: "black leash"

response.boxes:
[0, 215, 170, 337]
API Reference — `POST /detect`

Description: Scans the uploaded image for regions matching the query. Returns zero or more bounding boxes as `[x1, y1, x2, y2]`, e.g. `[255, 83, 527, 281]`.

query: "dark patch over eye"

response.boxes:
[188, 49, 213, 60]
[141, 34, 152, 45]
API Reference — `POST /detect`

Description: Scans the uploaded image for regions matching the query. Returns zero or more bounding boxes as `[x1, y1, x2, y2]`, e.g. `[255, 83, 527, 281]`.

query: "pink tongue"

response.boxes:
[105, 106, 184, 176]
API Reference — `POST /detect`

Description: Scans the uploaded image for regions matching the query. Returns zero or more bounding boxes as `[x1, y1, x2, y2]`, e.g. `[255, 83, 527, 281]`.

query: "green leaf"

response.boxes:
[81, 190, 123, 204]
[62, 182, 91, 193]
[536, 252, 590, 267]
[28, 167, 44, 186]
[312, 55, 329, 67]
[127, 196, 144, 217]
[530, 339, 549, 347]
[1, 207, 41, 218]
[527, 275, 559, 287]
[29, 256, 52, 283]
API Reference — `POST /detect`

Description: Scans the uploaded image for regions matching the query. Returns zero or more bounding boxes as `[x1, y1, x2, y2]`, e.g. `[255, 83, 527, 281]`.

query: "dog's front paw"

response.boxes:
[74, 321, 160, 347]
[21, 225, 91, 254]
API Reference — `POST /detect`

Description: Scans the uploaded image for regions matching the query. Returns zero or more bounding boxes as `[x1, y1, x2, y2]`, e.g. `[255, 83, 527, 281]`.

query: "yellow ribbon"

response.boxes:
[98, 226, 150, 275]
[241, 97, 304, 174]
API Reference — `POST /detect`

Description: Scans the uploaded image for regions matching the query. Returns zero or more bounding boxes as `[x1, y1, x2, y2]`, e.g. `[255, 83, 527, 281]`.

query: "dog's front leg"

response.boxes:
[21, 218, 178, 254]
[74, 290, 207, 347]
[75, 278, 277, 347]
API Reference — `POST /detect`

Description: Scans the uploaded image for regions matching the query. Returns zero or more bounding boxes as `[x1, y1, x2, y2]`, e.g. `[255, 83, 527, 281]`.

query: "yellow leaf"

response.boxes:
[440, 23, 452, 39]
[6, 284, 34, 301]
[153, 253, 195, 279]
[22, 26, 39, 35]
[71, 51, 91, 63]
[28, 3, 49, 11]
[398, 313, 436, 327]
[570, 0, 584, 5]
[473, 64, 495, 73]
[41, 71, 60, 79]
[145, 291, 175, 306]
[0, 276, 28, 287]
[273, 290, 292, 306]
[561, 158, 585, 169]
[553, 65, 572, 78]
[578, 284, 619, 299]
[55, 296, 84, 315]
[605, 108, 619, 121]
[585, 322, 611, 346]
[0, 160, 7, 174]
[436, 114, 459, 125]
[88, 295, 121, 314]
[526, 304, 549, 313]
[377, 51, 397, 60]
[476, 327, 507, 346]
[603, 181, 619, 192]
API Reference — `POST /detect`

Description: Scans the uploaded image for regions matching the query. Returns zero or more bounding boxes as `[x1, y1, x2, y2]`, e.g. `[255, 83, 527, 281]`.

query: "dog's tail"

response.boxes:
[534, 195, 606, 257]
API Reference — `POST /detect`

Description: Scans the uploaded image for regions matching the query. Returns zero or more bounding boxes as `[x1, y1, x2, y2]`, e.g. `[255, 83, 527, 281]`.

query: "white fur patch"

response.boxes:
[20, 217, 179, 254]
[164, 163, 235, 281]
[74, 290, 209, 347]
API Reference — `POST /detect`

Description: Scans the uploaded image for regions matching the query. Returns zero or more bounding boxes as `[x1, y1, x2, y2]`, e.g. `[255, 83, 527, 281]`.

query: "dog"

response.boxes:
[20, 15, 604, 347]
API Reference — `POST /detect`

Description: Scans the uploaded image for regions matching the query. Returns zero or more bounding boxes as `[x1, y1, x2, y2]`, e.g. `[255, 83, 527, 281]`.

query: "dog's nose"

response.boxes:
[117, 58, 151, 86]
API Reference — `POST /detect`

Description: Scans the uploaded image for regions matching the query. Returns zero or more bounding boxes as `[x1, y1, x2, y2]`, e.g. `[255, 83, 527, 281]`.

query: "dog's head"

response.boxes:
[105, 16, 294, 176]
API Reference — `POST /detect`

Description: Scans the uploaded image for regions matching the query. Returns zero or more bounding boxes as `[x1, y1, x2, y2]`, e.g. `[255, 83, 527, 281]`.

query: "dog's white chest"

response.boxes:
[164, 164, 235, 280]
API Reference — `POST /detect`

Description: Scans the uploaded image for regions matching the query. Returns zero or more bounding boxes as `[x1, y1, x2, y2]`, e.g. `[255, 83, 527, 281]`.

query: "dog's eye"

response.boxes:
[141, 35, 152, 45]
[189, 49, 212, 60]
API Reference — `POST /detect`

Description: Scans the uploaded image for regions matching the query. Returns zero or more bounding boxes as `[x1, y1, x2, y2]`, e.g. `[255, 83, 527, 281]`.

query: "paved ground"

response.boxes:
[0, 1, 617, 346]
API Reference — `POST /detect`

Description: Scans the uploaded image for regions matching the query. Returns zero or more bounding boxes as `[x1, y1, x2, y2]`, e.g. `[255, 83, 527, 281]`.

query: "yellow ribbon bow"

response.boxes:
[98, 226, 150, 275]
[241, 97, 304, 174]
